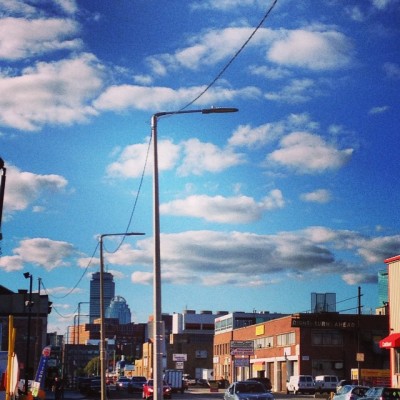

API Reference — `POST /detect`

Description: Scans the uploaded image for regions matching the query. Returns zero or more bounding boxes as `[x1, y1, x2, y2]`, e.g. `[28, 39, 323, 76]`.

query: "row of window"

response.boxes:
[214, 330, 344, 355]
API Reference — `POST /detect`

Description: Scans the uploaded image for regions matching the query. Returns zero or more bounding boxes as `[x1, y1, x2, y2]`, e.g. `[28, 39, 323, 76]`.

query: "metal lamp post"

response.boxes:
[99, 232, 145, 400]
[151, 107, 238, 400]
[23, 272, 33, 395]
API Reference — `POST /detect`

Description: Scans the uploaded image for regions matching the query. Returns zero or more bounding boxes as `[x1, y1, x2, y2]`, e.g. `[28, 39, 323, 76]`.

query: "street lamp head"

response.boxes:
[201, 107, 239, 114]
[23, 272, 31, 279]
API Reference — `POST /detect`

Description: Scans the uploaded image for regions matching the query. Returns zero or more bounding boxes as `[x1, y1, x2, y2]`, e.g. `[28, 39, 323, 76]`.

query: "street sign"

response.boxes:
[173, 353, 187, 361]
[230, 340, 254, 355]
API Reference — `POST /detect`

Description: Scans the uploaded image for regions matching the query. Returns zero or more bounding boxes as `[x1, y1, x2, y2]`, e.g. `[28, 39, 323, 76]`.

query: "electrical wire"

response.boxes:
[41, 0, 280, 311]
[179, 0, 279, 111]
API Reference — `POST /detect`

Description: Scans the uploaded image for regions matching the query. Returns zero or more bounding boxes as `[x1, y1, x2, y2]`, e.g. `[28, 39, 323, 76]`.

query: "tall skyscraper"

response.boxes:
[378, 269, 388, 307]
[105, 295, 132, 324]
[89, 271, 115, 323]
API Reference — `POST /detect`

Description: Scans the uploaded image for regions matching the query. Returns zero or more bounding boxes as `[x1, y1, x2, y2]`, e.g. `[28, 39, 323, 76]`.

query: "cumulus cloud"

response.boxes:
[106, 139, 180, 179]
[160, 190, 284, 223]
[93, 84, 260, 113]
[0, 238, 76, 272]
[300, 189, 332, 204]
[0, 17, 82, 60]
[369, 105, 389, 114]
[93, 227, 399, 287]
[4, 165, 68, 215]
[0, 53, 103, 130]
[146, 27, 276, 74]
[265, 78, 318, 103]
[107, 137, 245, 179]
[267, 131, 353, 173]
[383, 62, 400, 79]
[268, 29, 353, 70]
[178, 138, 245, 176]
[229, 121, 285, 148]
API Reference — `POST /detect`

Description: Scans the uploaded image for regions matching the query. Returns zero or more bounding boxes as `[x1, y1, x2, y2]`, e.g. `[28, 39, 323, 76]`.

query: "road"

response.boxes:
[102, 387, 329, 400]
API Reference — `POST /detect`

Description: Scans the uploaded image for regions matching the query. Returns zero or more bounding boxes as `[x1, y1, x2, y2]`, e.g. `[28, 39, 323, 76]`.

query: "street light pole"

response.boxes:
[23, 272, 33, 395]
[151, 107, 238, 400]
[99, 232, 145, 400]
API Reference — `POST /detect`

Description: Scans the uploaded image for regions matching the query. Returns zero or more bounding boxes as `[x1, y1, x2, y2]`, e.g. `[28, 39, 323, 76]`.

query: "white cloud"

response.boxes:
[94, 84, 260, 113]
[146, 27, 276, 74]
[383, 62, 400, 79]
[190, 0, 261, 11]
[0, 17, 82, 60]
[369, 105, 389, 114]
[265, 78, 317, 103]
[58, 227, 399, 287]
[106, 139, 180, 179]
[160, 190, 284, 223]
[6, 238, 76, 271]
[4, 165, 68, 214]
[178, 138, 245, 176]
[268, 131, 353, 173]
[0, 255, 24, 272]
[229, 121, 285, 148]
[0, 54, 103, 131]
[268, 29, 353, 70]
[300, 189, 332, 204]
[248, 65, 292, 80]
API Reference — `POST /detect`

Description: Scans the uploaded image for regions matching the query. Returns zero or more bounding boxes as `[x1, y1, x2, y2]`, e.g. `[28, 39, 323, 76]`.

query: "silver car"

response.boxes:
[333, 385, 370, 400]
[224, 381, 274, 400]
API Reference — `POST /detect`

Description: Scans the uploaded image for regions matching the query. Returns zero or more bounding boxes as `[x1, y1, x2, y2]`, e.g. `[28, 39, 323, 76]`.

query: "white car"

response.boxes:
[224, 381, 274, 400]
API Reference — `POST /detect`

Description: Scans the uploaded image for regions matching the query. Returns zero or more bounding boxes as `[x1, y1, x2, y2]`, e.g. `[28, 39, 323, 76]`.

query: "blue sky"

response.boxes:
[0, 0, 399, 335]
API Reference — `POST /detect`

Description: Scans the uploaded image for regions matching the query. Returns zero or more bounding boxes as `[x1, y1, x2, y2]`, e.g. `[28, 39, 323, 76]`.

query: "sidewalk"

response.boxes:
[45, 390, 87, 400]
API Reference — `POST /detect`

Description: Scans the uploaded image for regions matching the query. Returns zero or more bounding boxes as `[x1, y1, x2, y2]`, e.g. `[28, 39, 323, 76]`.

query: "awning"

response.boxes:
[380, 333, 400, 348]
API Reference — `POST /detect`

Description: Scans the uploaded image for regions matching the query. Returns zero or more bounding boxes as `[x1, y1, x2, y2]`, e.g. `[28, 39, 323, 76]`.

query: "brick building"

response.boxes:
[214, 312, 389, 392]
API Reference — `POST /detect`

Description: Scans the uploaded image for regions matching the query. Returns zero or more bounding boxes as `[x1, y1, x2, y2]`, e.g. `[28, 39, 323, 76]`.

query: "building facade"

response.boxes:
[105, 295, 131, 324]
[214, 312, 389, 392]
[379, 255, 400, 387]
[0, 284, 52, 382]
[89, 271, 115, 323]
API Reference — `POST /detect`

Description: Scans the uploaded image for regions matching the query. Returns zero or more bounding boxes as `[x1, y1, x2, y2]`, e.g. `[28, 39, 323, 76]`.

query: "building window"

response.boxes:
[277, 332, 295, 346]
[254, 336, 273, 349]
[395, 349, 400, 374]
[311, 330, 343, 346]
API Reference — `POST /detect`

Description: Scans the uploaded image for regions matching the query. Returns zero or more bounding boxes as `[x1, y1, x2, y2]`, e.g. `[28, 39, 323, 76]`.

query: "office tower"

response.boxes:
[378, 269, 389, 307]
[89, 271, 115, 323]
[105, 295, 132, 324]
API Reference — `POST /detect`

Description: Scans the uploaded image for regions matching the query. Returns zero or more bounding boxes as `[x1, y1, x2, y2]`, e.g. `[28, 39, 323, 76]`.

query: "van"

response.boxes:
[286, 375, 315, 394]
[314, 375, 339, 393]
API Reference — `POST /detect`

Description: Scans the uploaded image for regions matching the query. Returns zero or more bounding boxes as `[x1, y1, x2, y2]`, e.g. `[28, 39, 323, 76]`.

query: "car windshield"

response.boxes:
[236, 382, 266, 393]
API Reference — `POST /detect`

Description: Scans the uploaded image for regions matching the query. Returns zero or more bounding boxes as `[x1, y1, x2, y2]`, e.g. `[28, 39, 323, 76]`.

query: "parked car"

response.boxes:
[315, 375, 339, 393]
[337, 380, 356, 392]
[333, 385, 370, 400]
[130, 376, 147, 392]
[87, 378, 101, 397]
[363, 387, 400, 400]
[142, 379, 172, 399]
[116, 376, 131, 391]
[224, 381, 274, 400]
[246, 377, 272, 391]
[182, 375, 197, 386]
[286, 375, 315, 395]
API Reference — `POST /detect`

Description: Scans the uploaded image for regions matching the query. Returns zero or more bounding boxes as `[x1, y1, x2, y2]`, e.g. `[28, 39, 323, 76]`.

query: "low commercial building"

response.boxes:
[379, 255, 400, 387]
[214, 312, 389, 392]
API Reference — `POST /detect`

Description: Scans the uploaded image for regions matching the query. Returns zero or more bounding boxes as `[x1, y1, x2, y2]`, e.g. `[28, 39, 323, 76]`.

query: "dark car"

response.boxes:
[116, 376, 131, 391]
[363, 387, 400, 400]
[130, 376, 147, 392]
[246, 378, 272, 391]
